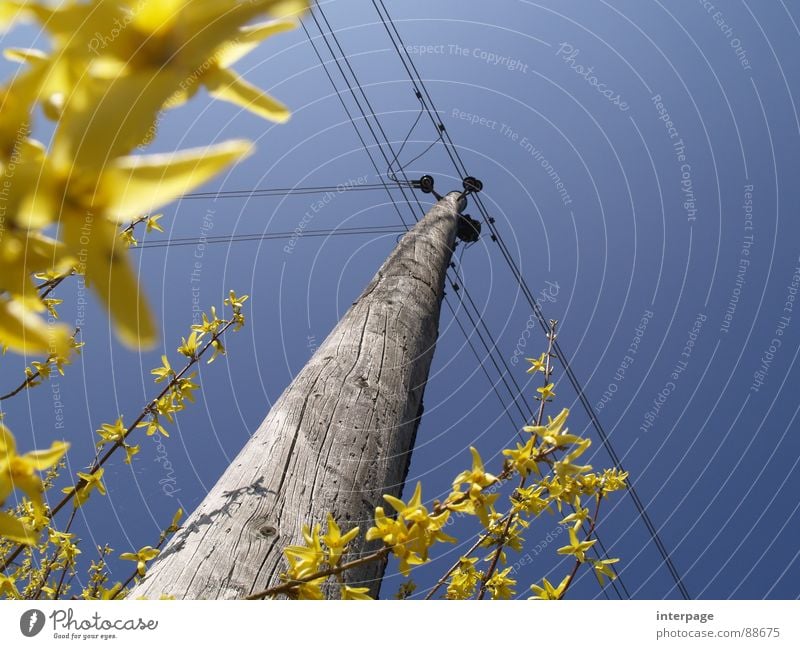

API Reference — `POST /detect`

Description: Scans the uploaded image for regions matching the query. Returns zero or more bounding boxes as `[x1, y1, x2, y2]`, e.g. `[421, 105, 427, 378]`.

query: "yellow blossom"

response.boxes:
[536, 383, 556, 401]
[446, 557, 482, 600]
[556, 527, 597, 562]
[341, 585, 372, 600]
[502, 437, 541, 478]
[365, 503, 442, 577]
[590, 557, 620, 585]
[0, 423, 69, 543]
[523, 408, 572, 445]
[0, 295, 71, 357]
[137, 414, 169, 438]
[4, 123, 251, 349]
[120, 546, 160, 576]
[453, 447, 497, 491]
[525, 352, 547, 374]
[177, 331, 199, 358]
[123, 444, 140, 465]
[96, 417, 126, 448]
[0, 574, 20, 598]
[529, 575, 571, 600]
[321, 513, 359, 566]
[66, 467, 106, 508]
[167, 508, 183, 534]
[553, 439, 593, 479]
[283, 523, 324, 579]
[560, 506, 590, 531]
[599, 468, 629, 493]
[485, 567, 516, 599]
[151, 356, 174, 383]
[145, 214, 164, 233]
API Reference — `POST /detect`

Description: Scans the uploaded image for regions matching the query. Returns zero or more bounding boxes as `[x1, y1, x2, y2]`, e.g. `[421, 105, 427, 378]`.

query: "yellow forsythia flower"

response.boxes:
[0, 423, 69, 543]
[529, 575, 570, 600]
[120, 546, 160, 577]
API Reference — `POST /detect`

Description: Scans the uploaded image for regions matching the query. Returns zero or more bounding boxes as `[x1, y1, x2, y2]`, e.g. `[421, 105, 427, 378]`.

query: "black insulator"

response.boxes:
[457, 214, 482, 243]
[417, 174, 435, 193]
[463, 176, 483, 193]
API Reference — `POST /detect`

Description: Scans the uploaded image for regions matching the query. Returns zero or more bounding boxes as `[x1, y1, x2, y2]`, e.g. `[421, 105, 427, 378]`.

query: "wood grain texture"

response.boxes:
[128, 192, 464, 599]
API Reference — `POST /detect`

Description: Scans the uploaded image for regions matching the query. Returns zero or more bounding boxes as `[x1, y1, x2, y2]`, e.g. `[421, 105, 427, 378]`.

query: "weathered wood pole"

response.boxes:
[129, 191, 466, 599]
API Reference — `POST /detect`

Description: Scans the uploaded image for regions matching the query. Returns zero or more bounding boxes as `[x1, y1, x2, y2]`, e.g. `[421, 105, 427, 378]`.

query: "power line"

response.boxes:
[181, 183, 391, 200]
[361, 0, 624, 599]
[385, 97, 425, 183]
[373, 0, 686, 599]
[309, 1, 543, 443]
[133, 225, 406, 250]
[306, 1, 622, 598]
[371, 0, 640, 599]
[308, 2, 543, 444]
[304, 5, 535, 433]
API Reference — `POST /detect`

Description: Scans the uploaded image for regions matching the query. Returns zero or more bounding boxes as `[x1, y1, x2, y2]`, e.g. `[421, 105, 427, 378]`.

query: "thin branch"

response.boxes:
[30, 507, 77, 600]
[49, 508, 79, 600]
[245, 547, 391, 600]
[477, 321, 557, 599]
[0, 329, 80, 402]
[111, 528, 173, 599]
[558, 492, 603, 600]
[423, 512, 513, 600]
[54, 318, 236, 517]
[0, 318, 237, 573]
[37, 272, 73, 299]
[36, 217, 148, 300]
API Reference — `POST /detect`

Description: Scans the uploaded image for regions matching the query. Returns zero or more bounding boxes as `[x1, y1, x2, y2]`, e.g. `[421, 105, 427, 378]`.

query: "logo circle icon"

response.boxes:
[20, 609, 45, 638]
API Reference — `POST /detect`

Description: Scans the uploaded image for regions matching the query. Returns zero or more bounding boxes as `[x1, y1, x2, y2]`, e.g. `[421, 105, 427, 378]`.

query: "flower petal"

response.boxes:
[0, 297, 71, 355]
[204, 67, 290, 123]
[62, 217, 157, 349]
[52, 71, 185, 170]
[0, 511, 36, 544]
[214, 20, 297, 69]
[24, 440, 70, 471]
[103, 140, 253, 222]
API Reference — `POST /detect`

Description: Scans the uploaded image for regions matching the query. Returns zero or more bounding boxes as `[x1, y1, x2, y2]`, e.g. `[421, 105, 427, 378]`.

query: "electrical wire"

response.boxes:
[372, 0, 689, 599]
[133, 225, 407, 250]
[308, 2, 541, 444]
[371, 0, 635, 597]
[308, 1, 621, 598]
[181, 183, 392, 200]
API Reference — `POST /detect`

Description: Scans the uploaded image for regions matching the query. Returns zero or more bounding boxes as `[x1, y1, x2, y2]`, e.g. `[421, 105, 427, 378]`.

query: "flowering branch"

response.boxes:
[246, 547, 391, 600]
[476, 321, 557, 599]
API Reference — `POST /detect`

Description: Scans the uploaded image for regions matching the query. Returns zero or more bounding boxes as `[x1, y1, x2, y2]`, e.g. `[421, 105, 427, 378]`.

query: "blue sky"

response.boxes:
[3, 0, 800, 599]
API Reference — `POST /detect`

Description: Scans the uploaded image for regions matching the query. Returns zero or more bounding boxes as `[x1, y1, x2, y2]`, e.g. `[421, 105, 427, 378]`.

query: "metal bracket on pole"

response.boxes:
[412, 174, 483, 242]
[457, 213, 481, 242]
[462, 176, 483, 194]
[412, 174, 441, 200]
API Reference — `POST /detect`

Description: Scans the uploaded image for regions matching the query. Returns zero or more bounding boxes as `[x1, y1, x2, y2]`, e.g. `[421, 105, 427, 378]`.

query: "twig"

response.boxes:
[111, 531, 172, 599]
[557, 493, 603, 600]
[37, 272, 73, 299]
[423, 512, 513, 600]
[30, 507, 77, 600]
[0, 329, 80, 401]
[0, 318, 236, 573]
[477, 321, 557, 599]
[245, 547, 391, 600]
[50, 508, 79, 600]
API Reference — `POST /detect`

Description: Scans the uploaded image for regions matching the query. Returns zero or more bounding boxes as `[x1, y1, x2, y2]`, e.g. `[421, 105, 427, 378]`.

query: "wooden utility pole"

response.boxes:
[129, 191, 469, 599]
